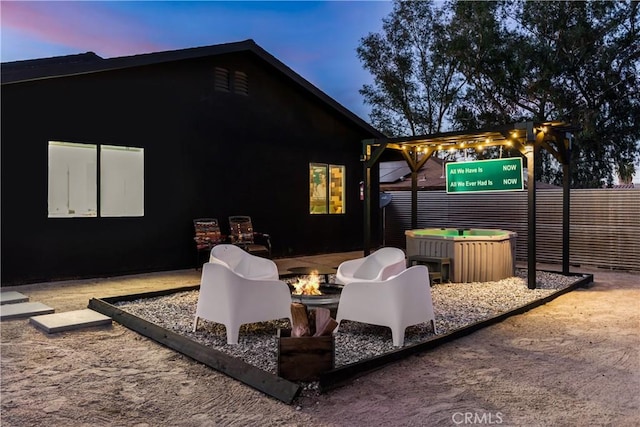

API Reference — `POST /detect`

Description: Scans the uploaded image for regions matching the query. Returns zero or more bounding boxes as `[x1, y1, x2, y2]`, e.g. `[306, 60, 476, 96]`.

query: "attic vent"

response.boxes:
[214, 67, 230, 92]
[234, 71, 249, 96]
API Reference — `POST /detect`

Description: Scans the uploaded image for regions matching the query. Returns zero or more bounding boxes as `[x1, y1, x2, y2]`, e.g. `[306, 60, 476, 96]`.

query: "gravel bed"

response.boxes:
[114, 269, 580, 384]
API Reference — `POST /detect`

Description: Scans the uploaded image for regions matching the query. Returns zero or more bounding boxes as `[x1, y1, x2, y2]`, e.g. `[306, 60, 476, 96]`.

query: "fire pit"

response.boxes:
[291, 285, 342, 307]
[289, 270, 342, 308]
[287, 266, 336, 284]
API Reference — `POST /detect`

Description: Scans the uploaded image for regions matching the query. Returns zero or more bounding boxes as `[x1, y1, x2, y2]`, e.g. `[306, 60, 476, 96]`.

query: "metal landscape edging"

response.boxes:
[88, 286, 302, 404]
[318, 270, 593, 391]
[87, 270, 593, 402]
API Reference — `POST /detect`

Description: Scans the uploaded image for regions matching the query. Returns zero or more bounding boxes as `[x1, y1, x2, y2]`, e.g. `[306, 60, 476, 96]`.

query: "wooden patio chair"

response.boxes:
[228, 216, 271, 258]
[193, 218, 223, 268]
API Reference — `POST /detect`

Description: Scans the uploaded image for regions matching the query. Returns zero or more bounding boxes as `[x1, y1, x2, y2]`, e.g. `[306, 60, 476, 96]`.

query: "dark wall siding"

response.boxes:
[1, 52, 379, 284]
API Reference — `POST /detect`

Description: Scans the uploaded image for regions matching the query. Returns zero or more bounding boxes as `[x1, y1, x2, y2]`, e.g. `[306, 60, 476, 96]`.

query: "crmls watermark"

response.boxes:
[451, 411, 504, 425]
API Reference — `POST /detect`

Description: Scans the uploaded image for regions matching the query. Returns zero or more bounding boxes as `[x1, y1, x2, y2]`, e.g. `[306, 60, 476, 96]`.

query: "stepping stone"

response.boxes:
[30, 309, 112, 333]
[0, 291, 29, 305]
[1, 302, 54, 321]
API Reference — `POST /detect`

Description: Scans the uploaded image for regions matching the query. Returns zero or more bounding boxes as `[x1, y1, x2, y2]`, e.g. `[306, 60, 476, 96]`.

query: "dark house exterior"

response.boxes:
[1, 39, 384, 285]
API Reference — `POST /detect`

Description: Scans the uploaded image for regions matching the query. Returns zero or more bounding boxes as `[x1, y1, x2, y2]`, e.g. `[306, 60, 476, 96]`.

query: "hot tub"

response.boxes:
[405, 228, 517, 283]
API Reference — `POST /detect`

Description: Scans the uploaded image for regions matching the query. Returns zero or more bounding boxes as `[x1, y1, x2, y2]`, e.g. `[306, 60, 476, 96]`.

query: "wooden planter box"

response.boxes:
[277, 329, 334, 381]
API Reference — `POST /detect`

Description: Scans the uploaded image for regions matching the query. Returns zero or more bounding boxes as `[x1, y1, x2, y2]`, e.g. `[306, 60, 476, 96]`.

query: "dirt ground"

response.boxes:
[1, 259, 639, 426]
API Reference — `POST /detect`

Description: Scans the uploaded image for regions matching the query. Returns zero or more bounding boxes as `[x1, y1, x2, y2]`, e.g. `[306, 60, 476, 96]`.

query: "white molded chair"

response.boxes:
[209, 244, 279, 280]
[193, 262, 292, 344]
[335, 247, 407, 285]
[335, 265, 437, 347]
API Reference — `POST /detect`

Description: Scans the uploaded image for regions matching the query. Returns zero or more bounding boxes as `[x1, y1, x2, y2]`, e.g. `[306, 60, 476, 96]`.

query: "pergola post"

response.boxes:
[363, 141, 372, 256]
[525, 143, 538, 290]
[362, 139, 388, 256]
[562, 133, 572, 275]
[400, 147, 435, 230]
[411, 154, 418, 230]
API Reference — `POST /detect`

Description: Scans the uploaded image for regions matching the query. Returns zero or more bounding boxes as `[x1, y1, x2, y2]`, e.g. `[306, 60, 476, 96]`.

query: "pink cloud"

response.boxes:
[1, 2, 170, 57]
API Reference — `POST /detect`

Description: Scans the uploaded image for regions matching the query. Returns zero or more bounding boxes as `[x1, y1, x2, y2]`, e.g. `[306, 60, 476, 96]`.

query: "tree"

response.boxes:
[447, 0, 640, 186]
[517, 1, 639, 187]
[359, 0, 640, 187]
[357, 0, 466, 136]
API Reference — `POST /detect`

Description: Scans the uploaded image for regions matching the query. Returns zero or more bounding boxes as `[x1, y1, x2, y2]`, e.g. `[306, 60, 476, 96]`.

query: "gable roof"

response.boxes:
[1, 51, 104, 82]
[1, 39, 384, 138]
[380, 158, 446, 191]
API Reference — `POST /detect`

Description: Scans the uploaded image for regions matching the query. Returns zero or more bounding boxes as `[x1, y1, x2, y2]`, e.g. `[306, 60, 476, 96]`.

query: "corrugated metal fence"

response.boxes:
[382, 188, 640, 270]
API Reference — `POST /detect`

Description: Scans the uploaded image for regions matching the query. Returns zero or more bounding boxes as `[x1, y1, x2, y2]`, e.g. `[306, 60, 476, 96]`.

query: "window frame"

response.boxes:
[47, 140, 144, 219]
[309, 163, 346, 215]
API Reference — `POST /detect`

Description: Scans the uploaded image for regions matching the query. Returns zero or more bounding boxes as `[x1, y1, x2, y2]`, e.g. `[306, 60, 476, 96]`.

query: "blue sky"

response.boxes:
[1, 1, 394, 120]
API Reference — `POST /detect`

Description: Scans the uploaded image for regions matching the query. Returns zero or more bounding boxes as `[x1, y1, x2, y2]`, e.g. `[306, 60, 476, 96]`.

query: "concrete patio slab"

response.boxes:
[29, 309, 112, 333]
[1, 302, 54, 320]
[0, 291, 29, 305]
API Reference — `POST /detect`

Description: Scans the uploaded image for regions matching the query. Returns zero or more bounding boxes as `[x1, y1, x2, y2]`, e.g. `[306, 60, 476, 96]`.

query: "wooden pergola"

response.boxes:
[361, 121, 580, 289]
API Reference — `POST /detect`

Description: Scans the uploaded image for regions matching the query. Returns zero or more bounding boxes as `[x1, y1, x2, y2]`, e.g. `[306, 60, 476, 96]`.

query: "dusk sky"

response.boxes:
[1, 1, 394, 120]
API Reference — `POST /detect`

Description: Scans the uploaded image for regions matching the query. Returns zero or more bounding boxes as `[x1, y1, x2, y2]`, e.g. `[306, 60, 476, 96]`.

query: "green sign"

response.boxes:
[446, 158, 524, 193]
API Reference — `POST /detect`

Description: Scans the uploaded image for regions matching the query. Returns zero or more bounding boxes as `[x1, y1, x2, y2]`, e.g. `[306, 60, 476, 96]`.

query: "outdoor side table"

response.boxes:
[407, 256, 451, 283]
